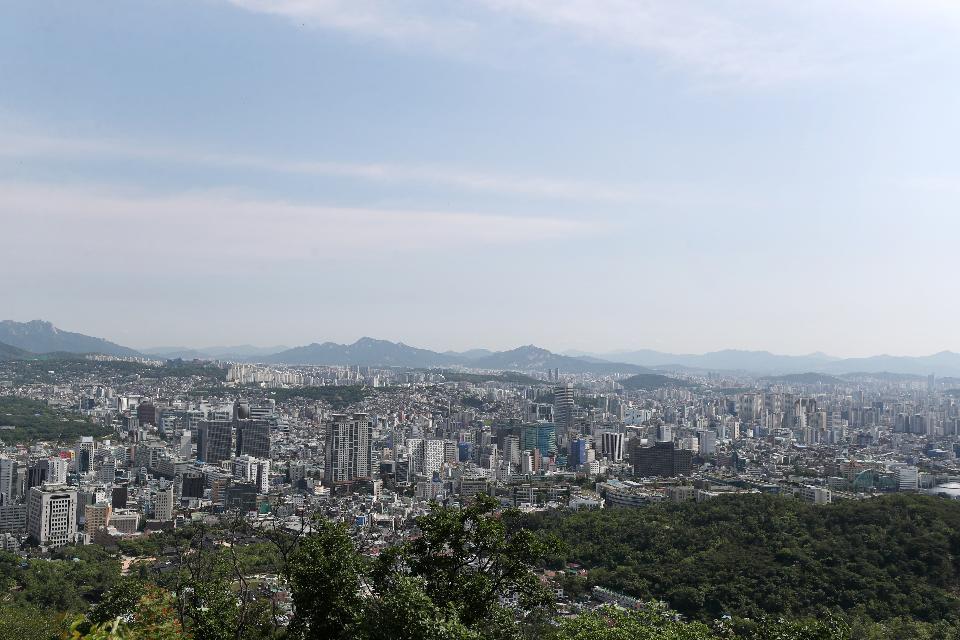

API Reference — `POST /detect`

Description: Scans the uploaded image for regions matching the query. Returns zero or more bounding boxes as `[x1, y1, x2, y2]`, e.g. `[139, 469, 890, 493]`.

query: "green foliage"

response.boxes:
[266, 385, 370, 409]
[288, 519, 367, 639]
[0, 602, 64, 640]
[378, 494, 557, 627]
[360, 576, 480, 640]
[553, 606, 717, 640]
[427, 370, 543, 385]
[619, 374, 696, 391]
[521, 494, 960, 626]
[4, 357, 224, 386]
[70, 586, 189, 640]
[0, 395, 110, 443]
[0, 546, 121, 613]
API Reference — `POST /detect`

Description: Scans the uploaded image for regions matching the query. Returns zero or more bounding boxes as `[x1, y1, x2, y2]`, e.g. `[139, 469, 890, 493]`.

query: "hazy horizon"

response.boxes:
[5, 317, 960, 361]
[4, 2, 960, 357]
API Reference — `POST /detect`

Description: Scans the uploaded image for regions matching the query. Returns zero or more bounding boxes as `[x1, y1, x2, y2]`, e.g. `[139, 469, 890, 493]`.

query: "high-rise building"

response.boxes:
[424, 439, 447, 476]
[520, 423, 557, 458]
[137, 400, 157, 427]
[897, 466, 919, 492]
[233, 456, 271, 493]
[698, 430, 717, 456]
[600, 432, 624, 462]
[153, 482, 174, 521]
[235, 418, 272, 460]
[630, 441, 692, 478]
[27, 484, 78, 548]
[26, 461, 49, 490]
[504, 435, 521, 467]
[96, 458, 116, 485]
[84, 502, 111, 533]
[48, 457, 68, 485]
[0, 457, 18, 505]
[111, 484, 128, 509]
[569, 437, 589, 469]
[324, 413, 373, 485]
[76, 437, 95, 473]
[554, 384, 575, 435]
[197, 418, 233, 464]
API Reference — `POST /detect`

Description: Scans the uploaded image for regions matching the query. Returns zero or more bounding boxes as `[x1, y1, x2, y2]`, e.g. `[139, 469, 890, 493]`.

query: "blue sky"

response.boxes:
[2, 0, 960, 356]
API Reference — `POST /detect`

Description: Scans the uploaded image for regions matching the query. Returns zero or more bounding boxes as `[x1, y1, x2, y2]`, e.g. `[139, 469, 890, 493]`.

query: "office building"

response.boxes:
[0, 457, 18, 504]
[27, 484, 78, 548]
[85, 502, 112, 532]
[153, 482, 174, 521]
[197, 418, 233, 464]
[76, 437, 95, 473]
[520, 423, 557, 458]
[630, 441, 693, 478]
[234, 456, 271, 493]
[601, 432, 624, 462]
[48, 457, 68, 485]
[554, 384, 575, 435]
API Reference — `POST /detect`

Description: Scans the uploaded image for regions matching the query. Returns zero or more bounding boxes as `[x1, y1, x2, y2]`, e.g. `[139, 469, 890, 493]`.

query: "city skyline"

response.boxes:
[4, 2, 960, 355]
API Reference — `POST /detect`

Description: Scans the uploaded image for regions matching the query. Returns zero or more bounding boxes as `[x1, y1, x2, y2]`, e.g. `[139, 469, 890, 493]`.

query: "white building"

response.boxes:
[48, 457, 69, 485]
[153, 482, 174, 522]
[600, 432, 624, 462]
[799, 485, 832, 505]
[234, 456, 271, 493]
[27, 484, 78, 548]
[0, 457, 18, 504]
[897, 466, 919, 492]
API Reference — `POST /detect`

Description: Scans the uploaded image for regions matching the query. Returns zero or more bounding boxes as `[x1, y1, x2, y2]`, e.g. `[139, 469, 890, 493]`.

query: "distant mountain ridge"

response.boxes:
[266, 337, 463, 368]
[0, 341, 33, 360]
[5, 319, 960, 376]
[570, 347, 960, 376]
[265, 339, 648, 374]
[143, 344, 290, 360]
[0, 320, 141, 357]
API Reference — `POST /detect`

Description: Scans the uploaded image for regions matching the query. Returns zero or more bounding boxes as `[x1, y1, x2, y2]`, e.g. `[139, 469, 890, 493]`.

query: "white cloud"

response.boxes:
[0, 126, 722, 207]
[223, 0, 960, 86]
[0, 182, 592, 274]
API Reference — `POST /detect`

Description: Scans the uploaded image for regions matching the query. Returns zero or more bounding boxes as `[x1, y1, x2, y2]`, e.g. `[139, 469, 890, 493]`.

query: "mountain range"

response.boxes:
[142, 345, 291, 360]
[567, 347, 960, 377]
[263, 339, 648, 374]
[0, 320, 141, 358]
[4, 319, 960, 377]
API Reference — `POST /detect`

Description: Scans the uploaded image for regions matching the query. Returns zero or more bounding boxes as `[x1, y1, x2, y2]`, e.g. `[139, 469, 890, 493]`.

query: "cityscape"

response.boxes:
[5, 1, 960, 639]
[2, 320, 960, 637]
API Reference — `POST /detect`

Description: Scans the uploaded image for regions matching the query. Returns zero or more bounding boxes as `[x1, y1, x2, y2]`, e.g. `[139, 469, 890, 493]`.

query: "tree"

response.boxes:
[287, 519, 366, 639]
[360, 576, 479, 640]
[552, 606, 718, 640]
[373, 494, 556, 629]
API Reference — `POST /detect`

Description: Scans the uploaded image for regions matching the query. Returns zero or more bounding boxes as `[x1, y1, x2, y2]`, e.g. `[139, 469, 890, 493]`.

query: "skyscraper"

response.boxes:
[197, 418, 233, 464]
[0, 457, 18, 505]
[324, 413, 373, 485]
[600, 432, 624, 462]
[76, 437, 95, 473]
[630, 441, 692, 478]
[48, 457, 68, 485]
[554, 383, 575, 436]
[520, 423, 557, 458]
[235, 418, 272, 459]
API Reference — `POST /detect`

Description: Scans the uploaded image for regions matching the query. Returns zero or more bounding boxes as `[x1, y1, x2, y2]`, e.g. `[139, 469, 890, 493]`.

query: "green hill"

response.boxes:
[0, 341, 32, 360]
[521, 494, 960, 627]
[619, 373, 695, 391]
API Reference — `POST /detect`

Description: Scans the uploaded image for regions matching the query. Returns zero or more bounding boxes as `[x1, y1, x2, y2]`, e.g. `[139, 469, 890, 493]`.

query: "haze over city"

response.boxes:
[4, 1, 960, 356]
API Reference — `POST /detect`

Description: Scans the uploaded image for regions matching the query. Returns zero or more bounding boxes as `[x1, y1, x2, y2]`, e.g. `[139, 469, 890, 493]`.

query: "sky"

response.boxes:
[2, 0, 960, 357]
